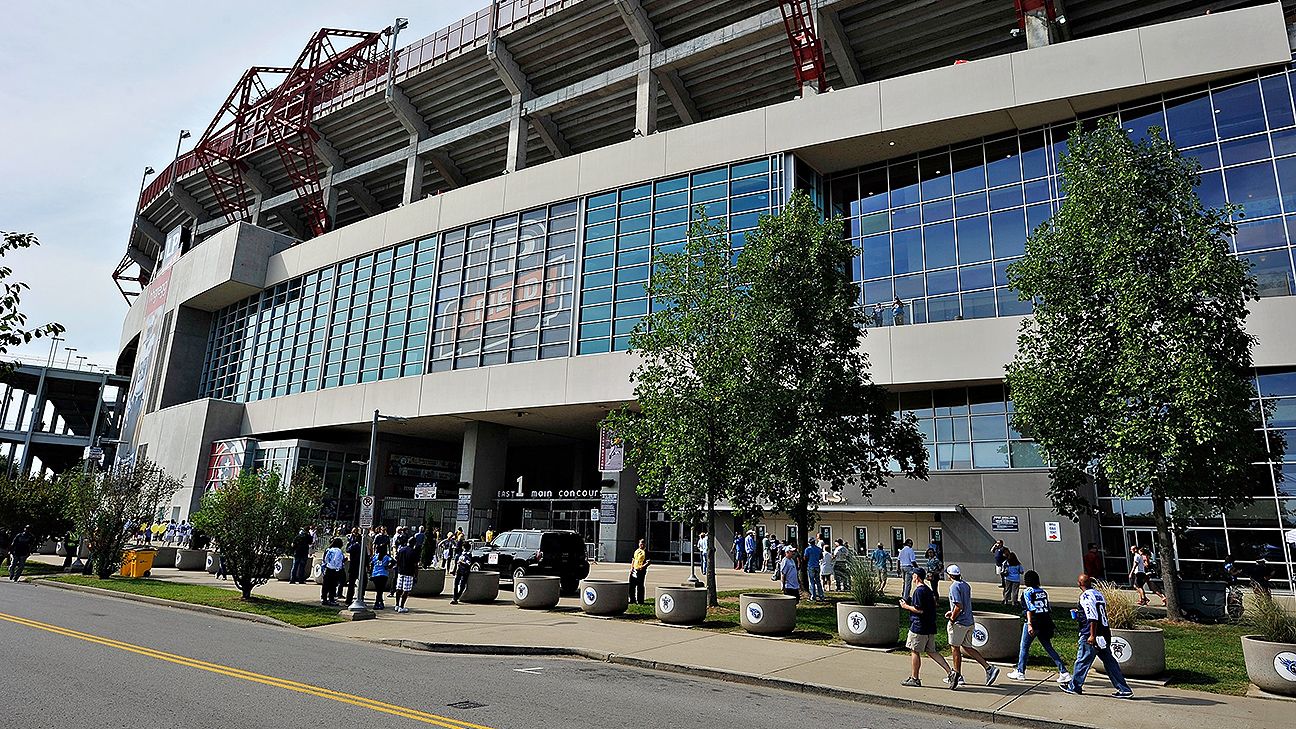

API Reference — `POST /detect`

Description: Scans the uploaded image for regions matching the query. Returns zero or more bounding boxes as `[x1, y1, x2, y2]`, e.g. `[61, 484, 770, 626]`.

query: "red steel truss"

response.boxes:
[778, 1, 828, 94]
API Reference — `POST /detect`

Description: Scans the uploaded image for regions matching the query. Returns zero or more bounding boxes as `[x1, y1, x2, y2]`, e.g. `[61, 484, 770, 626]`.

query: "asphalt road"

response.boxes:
[0, 581, 990, 729]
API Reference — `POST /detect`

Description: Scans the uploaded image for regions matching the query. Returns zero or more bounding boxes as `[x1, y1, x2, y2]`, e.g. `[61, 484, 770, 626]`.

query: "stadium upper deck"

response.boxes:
[116, 0, 1296, 300]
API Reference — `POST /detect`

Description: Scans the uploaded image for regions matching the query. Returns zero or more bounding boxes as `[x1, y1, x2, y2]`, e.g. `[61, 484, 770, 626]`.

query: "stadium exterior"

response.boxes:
[115, 1, 1296, 586]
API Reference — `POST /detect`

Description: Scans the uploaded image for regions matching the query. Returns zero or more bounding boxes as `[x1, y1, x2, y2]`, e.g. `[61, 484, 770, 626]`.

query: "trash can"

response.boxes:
[120, 548, 157, 578]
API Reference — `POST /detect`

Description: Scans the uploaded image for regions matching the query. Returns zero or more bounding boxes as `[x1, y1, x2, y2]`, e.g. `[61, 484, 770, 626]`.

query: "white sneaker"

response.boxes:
[1008, 670, 1026, 681]
[1056, 672, 1071, 684]
[942, 674, 967, 685]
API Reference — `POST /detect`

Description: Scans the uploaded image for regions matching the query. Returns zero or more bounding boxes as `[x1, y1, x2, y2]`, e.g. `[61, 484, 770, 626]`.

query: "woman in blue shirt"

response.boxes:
[370, 551, 395, 610]
[1001, 552, 1024, 604]
[1008, 570, 1069, 682]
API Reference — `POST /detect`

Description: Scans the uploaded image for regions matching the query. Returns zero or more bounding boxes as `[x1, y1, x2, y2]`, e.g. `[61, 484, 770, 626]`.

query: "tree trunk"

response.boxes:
[1150, 495, 1181, 619]
[706, 488, 718, 607]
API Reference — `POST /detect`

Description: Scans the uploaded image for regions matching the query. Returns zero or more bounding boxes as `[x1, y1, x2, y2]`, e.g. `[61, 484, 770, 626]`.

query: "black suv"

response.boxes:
[469, 529, 590, 593]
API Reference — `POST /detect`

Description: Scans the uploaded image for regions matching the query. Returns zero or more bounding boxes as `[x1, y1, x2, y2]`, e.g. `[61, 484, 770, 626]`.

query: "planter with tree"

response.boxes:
[1240, 588, 1296, 696]
[837, 557, 897, 646]
[63, 459, 179, 579]
[1093, 580, 1164, 678]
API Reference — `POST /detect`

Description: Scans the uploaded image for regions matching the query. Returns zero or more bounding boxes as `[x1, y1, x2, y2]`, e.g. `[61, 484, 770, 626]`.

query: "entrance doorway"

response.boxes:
[1125, 528, 1159, 572]
[854, 526, 868, 554]
[646, 507, 691, 564]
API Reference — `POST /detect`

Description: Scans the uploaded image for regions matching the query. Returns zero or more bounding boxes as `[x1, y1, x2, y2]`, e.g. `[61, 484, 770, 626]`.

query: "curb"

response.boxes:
[378, 638, 1095, 729]
[32, 578, 294, 629]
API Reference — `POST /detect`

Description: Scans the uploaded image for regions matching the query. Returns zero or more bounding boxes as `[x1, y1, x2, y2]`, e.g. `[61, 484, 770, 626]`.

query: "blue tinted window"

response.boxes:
[1234, 217, 1287, 253]
[990, 210, 1026, 259]
[1220, 135, 1271, 167]
[1275, 156, 1296, 212]
[862, 235, 891, 279]
[894, 273, 925, 299]
[952, 146, 986, 194]
[989, 185, 1024, 211]
[1213, 82, 1266, 140]
[892, 206, 920, 229]
[892, 229, 923, 274]
[956, 217, 991, 264]
[890, 159, 920, 207]
[924, 223, 956, 269]
[920, 153, 952, 200]
[962, 289, 997, 319]
[1182, 144, 1220, 171]
[1225, 162, 1281, 217]
[960, 263, 994, 291]
[922, 199, 953, 223]
[1262, 74, 1295, 129]
[1166, 93, 1215, 148]
[955, 192, 988, 217]
[927, 269, 958, 295]
[985, 137, 1021, 187]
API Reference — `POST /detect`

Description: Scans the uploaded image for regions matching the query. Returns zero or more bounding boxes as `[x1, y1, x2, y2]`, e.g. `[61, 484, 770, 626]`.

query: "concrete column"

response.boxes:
[505, 100, 528, 174]
[634, 49, 658, 137]
[598, 466, 639, 563]
[457, 421, 509, 534]
[323, 183, 338, 225]
[1025, 9, 1052, 48]
[402, 146, 424, 205]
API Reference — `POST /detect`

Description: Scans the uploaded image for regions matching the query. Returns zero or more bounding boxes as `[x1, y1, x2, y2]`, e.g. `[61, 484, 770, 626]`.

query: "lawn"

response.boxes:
[628, 587, 1252, 695]
[46, 575, 346, 628]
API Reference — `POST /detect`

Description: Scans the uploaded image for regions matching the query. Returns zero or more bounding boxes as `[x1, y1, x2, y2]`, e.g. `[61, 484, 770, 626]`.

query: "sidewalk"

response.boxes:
[37, 555, 1290, 729]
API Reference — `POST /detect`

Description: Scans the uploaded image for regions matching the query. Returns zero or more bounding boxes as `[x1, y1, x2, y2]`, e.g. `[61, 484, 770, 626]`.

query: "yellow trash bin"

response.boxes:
[120, 549, 157, 578]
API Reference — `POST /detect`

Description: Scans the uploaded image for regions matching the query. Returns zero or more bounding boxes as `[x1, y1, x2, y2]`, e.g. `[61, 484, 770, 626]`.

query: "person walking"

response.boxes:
[60, 533, 78, 572]
[697, 531, 711, 578]
[945, 564, 1001, 689]
[321, 537, 345, 606]
[898, 539, 917, 602]
[369, 550, 394, 610]
[899, 567, 955, 687]
[393, 539, 419, 613]
[924, 547, 943, 599]
[832, 539, 851, 592]
[1062, 574, 1134, 698]
[628, 538, 649, 604]
[7, 525, 34, 582]
[778, 545, 801, 600]
[1128, 545, 1151, 606]
[870, 543, 889, 587]
[1083, 543, 1104, 580]
[743, 531, 758, 573]
[992, 539, 1007, 593]
[1140, 546, 1168, 605]
[290, 527, 312, 584]
[372, 526, 390, 559]
[450, 546, 473, 604]
[1002, 551, 1024, 605]
[1008, 570, 1069, 683]
[732, 532, 745, 571]
[819, 539, 835, 594]
[803, 539, 825, 601]
[892, 296, 905, 325]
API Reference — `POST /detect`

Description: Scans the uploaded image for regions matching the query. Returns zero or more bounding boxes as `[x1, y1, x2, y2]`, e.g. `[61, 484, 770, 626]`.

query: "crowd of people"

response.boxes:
[125, 519, 195, 547]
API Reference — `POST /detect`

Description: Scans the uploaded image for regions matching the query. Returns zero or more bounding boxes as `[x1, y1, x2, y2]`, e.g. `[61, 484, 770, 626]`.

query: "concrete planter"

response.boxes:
[1241, 635, 1296, 696]
[837, 603, 899, 647]
[410, 568, 446, 597]
[273, 557, 294, 581]
[151, 546, 177, 569]
[739, 593, 797, 636]
[579, 579, 629, 616]
[459, 571, 500, 603]
[38, 539, 57, 555]
[513, 575, 562, 609]
[1096, 627, 1165, 678]
[55, 541, 68, 557]
[964, 613, 1021, 662]
[655, 586, 707, 625]
[174, 549, 206, 570]
[205, 552, 221, 574]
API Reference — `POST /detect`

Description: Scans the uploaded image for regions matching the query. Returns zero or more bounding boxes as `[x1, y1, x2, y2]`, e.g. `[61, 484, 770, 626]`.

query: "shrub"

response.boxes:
[1096, 580, 1140, 629]
[847, 557, 885, 606]
[1245, 588, 1296, 644]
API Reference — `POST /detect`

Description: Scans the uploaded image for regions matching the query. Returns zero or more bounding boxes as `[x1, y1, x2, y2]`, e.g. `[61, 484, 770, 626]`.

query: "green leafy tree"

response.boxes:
[190, 468, 324, 599]
[602, 212, 753, 606]
[1006, 118, 1278, 618]
[741, 191, 927, 588]
[63, 459, 180, 578]
[0, 471, 73, 544]
[0, 232, 64, 375]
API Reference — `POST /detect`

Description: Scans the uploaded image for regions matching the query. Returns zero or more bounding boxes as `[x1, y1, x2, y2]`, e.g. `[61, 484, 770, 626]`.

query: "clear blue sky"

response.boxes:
[0, 0, 481, 371]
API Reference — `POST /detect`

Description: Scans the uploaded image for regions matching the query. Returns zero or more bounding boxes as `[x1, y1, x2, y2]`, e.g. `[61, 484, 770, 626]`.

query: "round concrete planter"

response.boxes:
[1241, 635, 1296, 696]
[1096, 627, 1165, 678]
[151, 546, 177, 569]
[205, 552, 222, 574]
[513, 575, 561, 609]
[964, 613, 1021, 662]
[174, 549, 206, 570]
[739, 593, 797, 636]
[655, 586, 707, 625]
[837, 603, 899, 647]
[460, 571, 500, 603]
[410, 568, 446, 597]
[273, 557, 294, 581]
[39, 539, 57, 555]
[579, 579, 630, 616]
[55, 541, 68, 557]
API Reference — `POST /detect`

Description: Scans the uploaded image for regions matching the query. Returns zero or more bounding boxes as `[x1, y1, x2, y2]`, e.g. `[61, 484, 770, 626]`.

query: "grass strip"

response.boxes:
[46, 575, 345, 628]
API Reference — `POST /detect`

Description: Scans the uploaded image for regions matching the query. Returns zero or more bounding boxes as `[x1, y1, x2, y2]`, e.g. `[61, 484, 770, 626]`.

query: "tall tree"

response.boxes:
[741, 191, 927, 588]
[601, 213, 753, 607]
[190, 468, 324, 599]
[0, 471, 73, 544]
[63, 459, 180, 578]
[0, 232, 64, 376]
[1006, 118, 1277, 618]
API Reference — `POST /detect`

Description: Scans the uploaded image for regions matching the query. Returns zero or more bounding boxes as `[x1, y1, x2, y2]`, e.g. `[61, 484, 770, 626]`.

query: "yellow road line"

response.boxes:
[0, 611, 497, 729]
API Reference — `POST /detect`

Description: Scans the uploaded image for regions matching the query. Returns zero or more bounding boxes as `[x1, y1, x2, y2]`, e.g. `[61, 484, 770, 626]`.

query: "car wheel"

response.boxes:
[512, 566, 527, 582]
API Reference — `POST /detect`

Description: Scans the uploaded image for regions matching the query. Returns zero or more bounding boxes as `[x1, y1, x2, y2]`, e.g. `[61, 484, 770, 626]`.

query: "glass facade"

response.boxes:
[577, 156, 783, 354]
[829, 64, 1296, 325]
[253, 441, 365, 530]
[895, 384, 1044, 471]
[431, 201, 578, 371]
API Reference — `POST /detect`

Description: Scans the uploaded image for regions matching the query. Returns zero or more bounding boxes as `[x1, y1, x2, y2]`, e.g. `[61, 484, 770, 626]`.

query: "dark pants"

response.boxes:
[345, 561, 361, 603]
[321, 568, 341, 602]
[628, 568, 646, 603]
[453, 569, 470, 601]
[61, 545, 76, 571]
[782, 587, 801, 602]
[290, 556, 308, 583]
[370, 576, 387, 608]
[8, 554, 28, 581]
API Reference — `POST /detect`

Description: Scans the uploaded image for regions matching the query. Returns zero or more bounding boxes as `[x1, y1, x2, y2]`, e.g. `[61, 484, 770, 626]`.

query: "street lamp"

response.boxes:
[63, 347, 77, 368]
[686, 526, 703, 588]
[75, 355, 87, 371]
[45, 335, 64, 367]
[347, 409, 410, 614]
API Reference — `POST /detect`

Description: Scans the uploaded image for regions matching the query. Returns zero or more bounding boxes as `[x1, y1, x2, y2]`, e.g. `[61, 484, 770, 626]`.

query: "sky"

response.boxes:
[0, 0, 481, 373]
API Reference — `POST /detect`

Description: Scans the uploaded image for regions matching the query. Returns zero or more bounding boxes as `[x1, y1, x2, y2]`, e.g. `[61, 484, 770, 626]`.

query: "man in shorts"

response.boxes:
[945, 564, 1000, 689]
[899, 567, 954, 687]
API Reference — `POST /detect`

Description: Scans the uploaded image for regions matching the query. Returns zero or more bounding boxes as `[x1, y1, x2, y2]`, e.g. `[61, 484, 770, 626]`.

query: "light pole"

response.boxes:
[348, 409, 409, 613]
[45, 335, 64, 367]
[74, 437, 125, 572]
[127, 166, 156, 264]
[63, 347, 77, 368]
[75, 355, 87, 371]
[686, 526, 702, 587]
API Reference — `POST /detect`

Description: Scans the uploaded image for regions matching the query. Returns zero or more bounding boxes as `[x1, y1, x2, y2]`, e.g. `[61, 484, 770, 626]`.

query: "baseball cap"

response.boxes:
[913, 567, 927, 580]
[784, 545, 796, 553]
[945, 564, 961, 576]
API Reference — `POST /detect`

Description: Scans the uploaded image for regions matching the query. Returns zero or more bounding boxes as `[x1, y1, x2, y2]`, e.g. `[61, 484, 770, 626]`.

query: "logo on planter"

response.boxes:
[847, 611, 868, 635]
[1274, 651, 1296, 682]
[659, 594, 675, 613]
[515, 582, 529, 600]
[273, 562, 283, 575]
[583, 587, 598, 605]
[971, 622, 988, 648]
[747, 602, 764, 624]
[1111, 636, 1133, 664]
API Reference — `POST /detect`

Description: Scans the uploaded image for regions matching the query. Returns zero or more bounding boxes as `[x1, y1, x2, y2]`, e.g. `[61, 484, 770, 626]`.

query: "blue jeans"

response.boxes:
[901, 566, 914, 601]
[290, 557, 308, 583]
[1016, 623, 1068, 674]
[806, 566, 824, 599]
[700, 555, 710, 577]
[1071, 637, 1131, 694]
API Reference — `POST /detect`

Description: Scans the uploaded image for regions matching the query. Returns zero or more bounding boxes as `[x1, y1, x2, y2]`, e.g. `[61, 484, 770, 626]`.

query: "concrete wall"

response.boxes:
[137, 398, 244, 518]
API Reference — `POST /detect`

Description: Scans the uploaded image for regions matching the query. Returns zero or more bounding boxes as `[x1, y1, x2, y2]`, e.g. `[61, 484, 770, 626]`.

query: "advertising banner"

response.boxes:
[598, 427, 624, 473]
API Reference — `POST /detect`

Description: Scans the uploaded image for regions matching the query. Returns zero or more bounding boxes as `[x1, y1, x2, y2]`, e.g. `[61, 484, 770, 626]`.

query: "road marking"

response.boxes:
[512, 667, 544, 674]
[0, 611, 496, 729]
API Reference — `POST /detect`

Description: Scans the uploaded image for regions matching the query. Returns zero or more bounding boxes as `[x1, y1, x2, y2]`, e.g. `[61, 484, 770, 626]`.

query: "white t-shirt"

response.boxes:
[1132, 553, 1147, 574]
[898, 545, 916, 568]
[697, 536, 709, 552]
